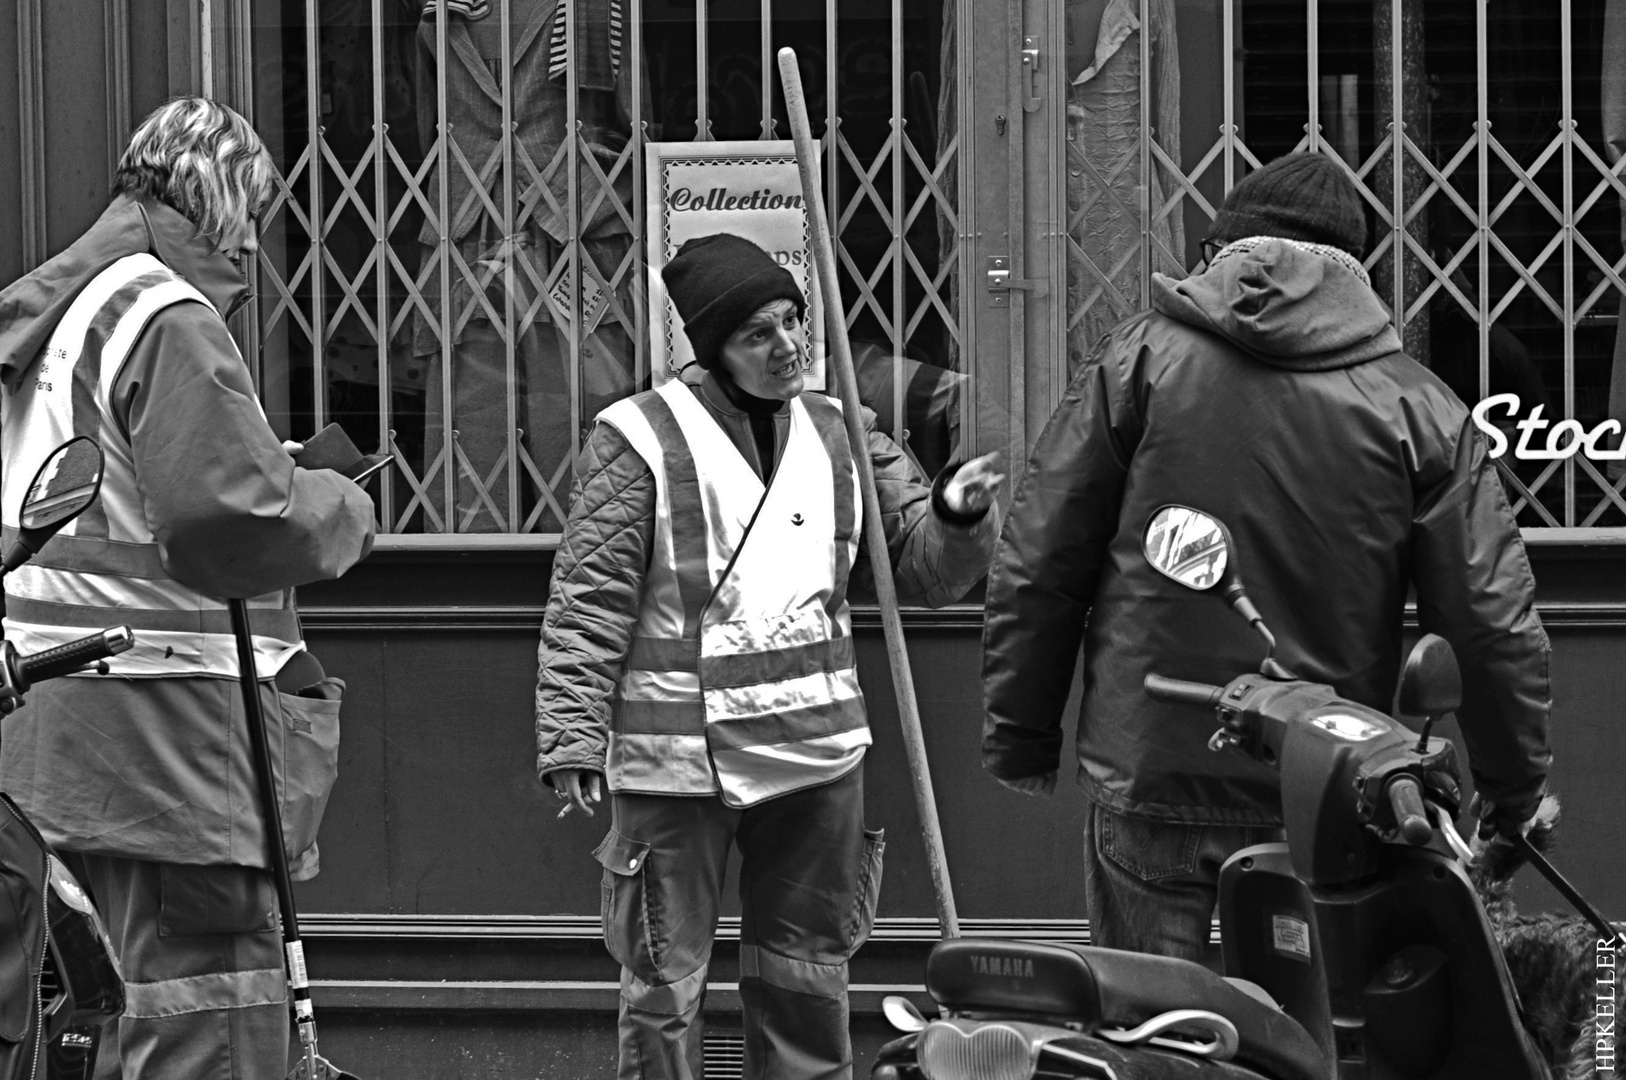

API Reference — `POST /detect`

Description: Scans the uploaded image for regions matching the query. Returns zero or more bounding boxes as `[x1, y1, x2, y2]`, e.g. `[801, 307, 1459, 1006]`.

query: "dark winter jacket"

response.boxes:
[981, 238, 1551, 825]
[535, 369, 1000, 782]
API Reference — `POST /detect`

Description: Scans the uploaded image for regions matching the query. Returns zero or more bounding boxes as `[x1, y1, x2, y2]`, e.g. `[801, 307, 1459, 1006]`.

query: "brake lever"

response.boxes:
[1429, 801, 1475, 863]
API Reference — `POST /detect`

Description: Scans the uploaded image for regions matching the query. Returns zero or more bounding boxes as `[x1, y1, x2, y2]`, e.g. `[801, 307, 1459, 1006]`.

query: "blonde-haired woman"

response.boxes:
[0, 97, 374, 1079]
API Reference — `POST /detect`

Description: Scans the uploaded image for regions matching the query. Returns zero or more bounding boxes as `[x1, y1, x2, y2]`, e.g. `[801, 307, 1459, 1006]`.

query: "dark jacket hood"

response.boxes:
[0, 196, 250, 390]
[1150, 237, 1401, 371]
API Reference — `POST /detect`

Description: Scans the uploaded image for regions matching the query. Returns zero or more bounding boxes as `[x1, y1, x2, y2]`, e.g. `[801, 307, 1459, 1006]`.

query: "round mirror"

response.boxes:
[1144, 505, 1229, 591]
[20, 437, 106, 531]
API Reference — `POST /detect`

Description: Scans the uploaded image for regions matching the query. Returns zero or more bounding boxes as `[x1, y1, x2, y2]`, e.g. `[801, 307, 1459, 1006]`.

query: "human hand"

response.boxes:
[944, 452, 1006, 515]
[996, 771, 1057, 798]
[551, 768, 604, 819]
[1475, 785, 1550, 843]
[281, 440, 305, 455]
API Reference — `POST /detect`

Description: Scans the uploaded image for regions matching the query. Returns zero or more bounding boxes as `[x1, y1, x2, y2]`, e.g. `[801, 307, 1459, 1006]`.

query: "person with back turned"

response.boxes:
[980, 152, 1551, 968]
[0, 97, 375, 1078]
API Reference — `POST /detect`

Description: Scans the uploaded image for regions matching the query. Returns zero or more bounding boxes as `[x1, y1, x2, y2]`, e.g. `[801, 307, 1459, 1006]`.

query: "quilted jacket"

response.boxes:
[535, 370, 1000, 782]
[982, 238, 1551, 825]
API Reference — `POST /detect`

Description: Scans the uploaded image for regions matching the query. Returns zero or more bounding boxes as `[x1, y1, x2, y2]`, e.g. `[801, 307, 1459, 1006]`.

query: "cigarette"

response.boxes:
[557, 802, 574, 819]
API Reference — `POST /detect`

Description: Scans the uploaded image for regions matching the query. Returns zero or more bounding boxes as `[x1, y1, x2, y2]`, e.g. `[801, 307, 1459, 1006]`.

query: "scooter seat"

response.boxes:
[926, 940, 1329, 1080]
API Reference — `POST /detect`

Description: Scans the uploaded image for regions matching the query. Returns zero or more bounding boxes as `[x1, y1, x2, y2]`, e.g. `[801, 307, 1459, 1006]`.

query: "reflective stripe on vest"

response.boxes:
[599, 380, 868, 807]
[0, 253, 304, 678]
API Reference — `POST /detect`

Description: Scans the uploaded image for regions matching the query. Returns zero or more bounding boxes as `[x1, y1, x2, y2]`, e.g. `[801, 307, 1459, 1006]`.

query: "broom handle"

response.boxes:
[776, 47, 960, 939]
[228, 599, 324, 1074]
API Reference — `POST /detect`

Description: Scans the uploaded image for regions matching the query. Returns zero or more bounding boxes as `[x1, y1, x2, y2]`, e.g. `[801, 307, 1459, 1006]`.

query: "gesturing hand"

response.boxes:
[943, 452, 1006, 516]
[551, 768, 604, 819]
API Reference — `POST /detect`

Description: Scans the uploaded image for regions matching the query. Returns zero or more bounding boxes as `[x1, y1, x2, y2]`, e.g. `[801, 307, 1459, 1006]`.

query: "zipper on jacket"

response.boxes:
[28, 858, 49, 1080]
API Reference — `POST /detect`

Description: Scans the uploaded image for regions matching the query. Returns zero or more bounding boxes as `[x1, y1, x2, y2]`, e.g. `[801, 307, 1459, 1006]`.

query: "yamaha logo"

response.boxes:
[969, 955, 1035, 978]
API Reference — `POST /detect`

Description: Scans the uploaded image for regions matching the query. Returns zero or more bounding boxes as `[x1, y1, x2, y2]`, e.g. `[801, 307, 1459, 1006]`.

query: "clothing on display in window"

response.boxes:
[1064, 0, 1184, 375]
[413, 0, 643, 532]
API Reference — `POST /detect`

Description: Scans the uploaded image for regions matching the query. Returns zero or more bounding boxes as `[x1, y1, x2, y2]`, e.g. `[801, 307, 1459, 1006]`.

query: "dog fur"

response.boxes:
[1470, 795, 1623, 1080]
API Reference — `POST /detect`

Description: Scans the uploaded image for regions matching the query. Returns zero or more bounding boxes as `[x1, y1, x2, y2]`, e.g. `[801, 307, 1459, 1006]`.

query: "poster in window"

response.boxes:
[645, 140, 825, 388]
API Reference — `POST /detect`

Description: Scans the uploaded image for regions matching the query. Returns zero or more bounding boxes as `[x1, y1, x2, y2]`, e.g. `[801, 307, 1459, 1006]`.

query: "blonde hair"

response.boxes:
[113, 97, 274, 243]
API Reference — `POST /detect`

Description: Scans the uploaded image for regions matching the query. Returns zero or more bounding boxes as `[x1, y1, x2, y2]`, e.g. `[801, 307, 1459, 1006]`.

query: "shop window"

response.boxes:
[249, 0, 1626, 537]
[1057, 0, 1626, 529]
[249, 0, 962, 540]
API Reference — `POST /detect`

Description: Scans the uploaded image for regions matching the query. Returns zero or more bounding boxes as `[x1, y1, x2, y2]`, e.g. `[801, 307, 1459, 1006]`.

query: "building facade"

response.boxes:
[3, 1, 1624, 1075]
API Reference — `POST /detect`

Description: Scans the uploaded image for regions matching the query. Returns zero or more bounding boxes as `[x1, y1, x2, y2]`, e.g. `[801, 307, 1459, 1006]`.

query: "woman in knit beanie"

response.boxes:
[537, 230, 1004, 1078]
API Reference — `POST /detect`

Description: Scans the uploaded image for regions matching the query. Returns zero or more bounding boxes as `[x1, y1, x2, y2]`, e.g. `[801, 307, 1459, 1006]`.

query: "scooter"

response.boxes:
[871, 504, 1551, 1080]
[1, 436, 136, 1080]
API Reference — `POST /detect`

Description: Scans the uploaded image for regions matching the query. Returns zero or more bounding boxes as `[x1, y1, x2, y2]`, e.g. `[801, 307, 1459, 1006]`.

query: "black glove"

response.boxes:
[1475, 779, 1547, 841]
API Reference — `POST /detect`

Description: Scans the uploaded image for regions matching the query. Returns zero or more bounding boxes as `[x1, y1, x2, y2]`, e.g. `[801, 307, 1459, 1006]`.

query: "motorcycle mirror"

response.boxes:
[4, 437, 106, 575]
[1143, 505, 1230, 592]
[1398, 634, 1461, 716]
[881, 994, 928, 1034]
[1144, 505, 1287, 673]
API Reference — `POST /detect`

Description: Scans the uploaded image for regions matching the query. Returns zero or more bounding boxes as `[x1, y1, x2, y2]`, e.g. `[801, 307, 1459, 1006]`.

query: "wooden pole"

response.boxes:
[776, 47, 960, 938]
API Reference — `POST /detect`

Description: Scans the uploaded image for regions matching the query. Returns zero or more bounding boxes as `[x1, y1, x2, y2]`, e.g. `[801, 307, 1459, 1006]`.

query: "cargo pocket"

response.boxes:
[1098, 807, 1200, 882]
[158, 864, 277, 937]
[271, 678, 343, 882]
[848, 827, 885, 955]
[593, 829, 657, 980]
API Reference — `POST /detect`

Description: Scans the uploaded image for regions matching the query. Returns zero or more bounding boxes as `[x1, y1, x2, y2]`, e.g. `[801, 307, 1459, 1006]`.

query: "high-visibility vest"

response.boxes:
[598, 379, 869, 807]
[1, 253, 303, 678]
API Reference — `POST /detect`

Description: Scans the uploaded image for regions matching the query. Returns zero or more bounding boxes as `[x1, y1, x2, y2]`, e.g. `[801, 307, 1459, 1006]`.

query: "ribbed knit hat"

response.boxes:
[662, 234, 806, 370]
[1207, 152, 1367, 258]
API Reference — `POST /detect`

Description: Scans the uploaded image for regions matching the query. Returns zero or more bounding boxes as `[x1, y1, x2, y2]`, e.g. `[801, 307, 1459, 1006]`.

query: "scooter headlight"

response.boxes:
[916, 1020, 1038, 1080]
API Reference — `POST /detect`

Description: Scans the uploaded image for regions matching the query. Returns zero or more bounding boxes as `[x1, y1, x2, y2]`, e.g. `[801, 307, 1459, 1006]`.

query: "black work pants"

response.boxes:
[595, 766, 884, 1080]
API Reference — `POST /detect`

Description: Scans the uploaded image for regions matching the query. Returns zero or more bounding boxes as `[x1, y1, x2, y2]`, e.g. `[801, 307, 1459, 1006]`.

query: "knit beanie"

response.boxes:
[1206, 152, 1367, 258]
[661, 234, 806, 369]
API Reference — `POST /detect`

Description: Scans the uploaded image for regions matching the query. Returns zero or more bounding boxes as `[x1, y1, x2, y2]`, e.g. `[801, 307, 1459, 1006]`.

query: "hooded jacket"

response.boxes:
[982, 238, 1551, 824]
[0, 195, 376, 867]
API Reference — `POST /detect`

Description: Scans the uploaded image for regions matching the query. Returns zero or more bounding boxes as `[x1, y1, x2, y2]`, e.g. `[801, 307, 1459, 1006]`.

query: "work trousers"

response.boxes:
[1082, 800, 1282, 972]
[67, 855, 288, 1080]
[596, 767, 884, 1080]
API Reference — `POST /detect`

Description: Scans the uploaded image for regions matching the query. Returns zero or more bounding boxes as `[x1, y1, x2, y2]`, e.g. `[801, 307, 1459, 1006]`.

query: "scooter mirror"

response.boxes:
[881, 994, 928, 1033]
[1144, 505, 1229, 592]
[20, 437, 104, 530]
[4, 437, 106, 575]
[1398, 633, 1461, 717]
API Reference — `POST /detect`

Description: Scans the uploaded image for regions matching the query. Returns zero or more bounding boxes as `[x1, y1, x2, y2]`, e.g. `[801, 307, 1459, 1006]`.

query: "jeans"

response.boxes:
[1083, 799, 1282, 971]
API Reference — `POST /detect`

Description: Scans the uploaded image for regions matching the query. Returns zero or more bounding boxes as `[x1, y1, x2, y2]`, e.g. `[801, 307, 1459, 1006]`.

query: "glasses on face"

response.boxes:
[1199, 238, 1225, 266]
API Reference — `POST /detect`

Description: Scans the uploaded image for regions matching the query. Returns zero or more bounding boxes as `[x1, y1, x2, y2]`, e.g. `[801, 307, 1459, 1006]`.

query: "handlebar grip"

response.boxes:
[1143, 673, 1226, 708]
[1386, 776, 1433, 846]
[14, 627, 135, 689]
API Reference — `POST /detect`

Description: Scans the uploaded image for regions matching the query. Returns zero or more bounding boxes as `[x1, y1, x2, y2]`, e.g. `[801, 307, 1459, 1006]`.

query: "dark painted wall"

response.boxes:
[295, 543, 1626, 923]
[0, 1, 189, 286]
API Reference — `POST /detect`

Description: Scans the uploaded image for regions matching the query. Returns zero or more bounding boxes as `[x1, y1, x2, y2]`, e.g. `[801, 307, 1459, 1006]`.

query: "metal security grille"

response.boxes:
[251, 0, 961, 540]
[1067, 0, 1626, 529]
[251, 0, 1626, 537]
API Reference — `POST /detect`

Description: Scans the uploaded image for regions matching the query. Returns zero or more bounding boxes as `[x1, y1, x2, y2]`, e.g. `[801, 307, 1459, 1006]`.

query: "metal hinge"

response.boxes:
[987, 255, 1048, 307]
